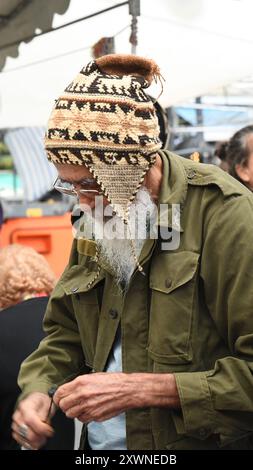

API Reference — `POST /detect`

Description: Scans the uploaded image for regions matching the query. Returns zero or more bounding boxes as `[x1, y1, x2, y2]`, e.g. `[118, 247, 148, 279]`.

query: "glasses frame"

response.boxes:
[53, 177, 104, 197]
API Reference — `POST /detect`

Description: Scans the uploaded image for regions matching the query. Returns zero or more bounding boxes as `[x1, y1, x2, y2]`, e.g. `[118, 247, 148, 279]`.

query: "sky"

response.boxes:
[1, 0, 253, 126]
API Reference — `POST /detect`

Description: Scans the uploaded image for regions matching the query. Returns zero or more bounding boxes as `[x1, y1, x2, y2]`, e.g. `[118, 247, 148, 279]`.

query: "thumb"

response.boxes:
[28, 393, 52, 420]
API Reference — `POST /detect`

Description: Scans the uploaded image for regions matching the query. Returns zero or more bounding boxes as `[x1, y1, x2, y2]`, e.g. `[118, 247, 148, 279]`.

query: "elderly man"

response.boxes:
[12, 54, 253, 451]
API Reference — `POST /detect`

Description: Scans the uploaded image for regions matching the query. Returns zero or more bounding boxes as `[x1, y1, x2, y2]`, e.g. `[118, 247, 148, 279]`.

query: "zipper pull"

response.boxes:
[46, 385, 58, 423]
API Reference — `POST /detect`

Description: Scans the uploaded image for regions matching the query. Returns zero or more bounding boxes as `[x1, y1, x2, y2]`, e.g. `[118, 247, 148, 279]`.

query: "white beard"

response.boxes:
[81, 187, 157, 286]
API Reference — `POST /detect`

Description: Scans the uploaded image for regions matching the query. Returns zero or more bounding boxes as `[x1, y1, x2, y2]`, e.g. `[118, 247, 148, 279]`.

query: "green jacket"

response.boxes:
[18, 150, 253, 450]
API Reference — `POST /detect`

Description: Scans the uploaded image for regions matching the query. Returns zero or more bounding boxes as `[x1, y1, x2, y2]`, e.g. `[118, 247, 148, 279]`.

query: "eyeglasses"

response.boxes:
[53, 177, 104, 197]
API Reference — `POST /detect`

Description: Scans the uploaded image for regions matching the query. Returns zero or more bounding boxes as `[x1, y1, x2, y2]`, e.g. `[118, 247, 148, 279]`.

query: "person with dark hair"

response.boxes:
[12, 54, 253, 451]
[148, 96, 170, 149]
[215, 125, 253, 190]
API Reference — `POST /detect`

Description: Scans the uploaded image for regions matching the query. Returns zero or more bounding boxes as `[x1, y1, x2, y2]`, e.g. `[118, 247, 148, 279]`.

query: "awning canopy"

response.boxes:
[4, 127, 57, 201]
[1, 0, 253, 126]
[0, 0, 70, 70]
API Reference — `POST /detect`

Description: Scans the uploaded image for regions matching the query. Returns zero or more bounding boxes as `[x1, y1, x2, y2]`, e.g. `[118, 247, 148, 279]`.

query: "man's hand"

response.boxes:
[54, 372, 180, 423]
[12, 392, 55, 450]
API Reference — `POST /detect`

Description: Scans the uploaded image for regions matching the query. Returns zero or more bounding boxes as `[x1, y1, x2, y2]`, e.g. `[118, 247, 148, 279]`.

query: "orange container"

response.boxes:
[0, 213, 73, 278]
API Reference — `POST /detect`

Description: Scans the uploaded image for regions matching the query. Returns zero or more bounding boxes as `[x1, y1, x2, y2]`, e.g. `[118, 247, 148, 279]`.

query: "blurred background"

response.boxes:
[1, 0, 253, 275]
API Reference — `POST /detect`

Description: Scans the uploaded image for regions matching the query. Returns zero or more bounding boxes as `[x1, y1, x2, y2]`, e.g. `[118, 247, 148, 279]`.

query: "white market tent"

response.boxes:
[1, 0, 253, 127]
[0, 0, 71, 70]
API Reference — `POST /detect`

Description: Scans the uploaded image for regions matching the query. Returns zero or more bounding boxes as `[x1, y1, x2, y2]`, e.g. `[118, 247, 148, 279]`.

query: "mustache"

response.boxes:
[74, 187, 157, 286]
[72, 188, 157, 242]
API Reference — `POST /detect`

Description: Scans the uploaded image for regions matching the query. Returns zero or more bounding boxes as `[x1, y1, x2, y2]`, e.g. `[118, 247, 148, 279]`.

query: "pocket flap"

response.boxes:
[150, 251, 200, 293]
[61, 264, 105, 296]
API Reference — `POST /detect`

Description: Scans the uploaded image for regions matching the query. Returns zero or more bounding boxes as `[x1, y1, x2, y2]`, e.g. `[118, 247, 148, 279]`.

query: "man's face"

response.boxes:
[236, 134, 253, 190]
[54, 163, 157, 286]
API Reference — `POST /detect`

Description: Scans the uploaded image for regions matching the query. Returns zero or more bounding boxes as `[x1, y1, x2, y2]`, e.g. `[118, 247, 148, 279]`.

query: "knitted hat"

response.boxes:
[45, 54, 162, 220]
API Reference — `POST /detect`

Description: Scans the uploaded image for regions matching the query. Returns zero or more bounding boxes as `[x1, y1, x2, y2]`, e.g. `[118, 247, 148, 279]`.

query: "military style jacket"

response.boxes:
[18, 151, 253, 450]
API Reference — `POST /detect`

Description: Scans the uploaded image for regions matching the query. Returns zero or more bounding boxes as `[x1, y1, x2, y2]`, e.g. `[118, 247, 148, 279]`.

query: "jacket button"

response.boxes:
[109, 309, 118, 319]
[187, 169, 197, 179]
[71, 287, 79, 293]
[165, 278, 172, 288]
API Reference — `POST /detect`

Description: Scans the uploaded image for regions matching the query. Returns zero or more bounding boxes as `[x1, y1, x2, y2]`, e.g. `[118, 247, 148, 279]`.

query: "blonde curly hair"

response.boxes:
[0, 244, 56, 309]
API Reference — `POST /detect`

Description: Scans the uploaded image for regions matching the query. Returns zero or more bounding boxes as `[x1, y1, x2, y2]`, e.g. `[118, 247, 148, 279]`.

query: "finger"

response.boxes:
[12, 423, 44, 450]
[12, 430, 46, 450]
[12, 408, 22, 425]
[58, 391, 83, 413]
[56, 374, 91, 401]
[78, 405, 125, 424]
[12, 421, 53, 442]
[14, 413, 54, 439]
[20, 442, 35, 450]
[18, 404, 54, 437]
[77, 411, 116, 423]
[77, 413, 90, 423]
[65, 402, 84, 419]
[12, 421, 53, 448]
[12, 431, 35, 450]
[76, 405, 99, 423]
[54, 379, 82, 405]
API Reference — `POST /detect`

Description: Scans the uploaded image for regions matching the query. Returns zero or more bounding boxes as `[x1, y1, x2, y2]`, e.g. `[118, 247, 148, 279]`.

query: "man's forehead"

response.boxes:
[54, 163, 93, 181]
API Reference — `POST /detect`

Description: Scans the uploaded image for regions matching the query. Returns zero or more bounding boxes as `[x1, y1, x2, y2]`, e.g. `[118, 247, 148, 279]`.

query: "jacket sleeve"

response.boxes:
[174, 193, 253, 446]
[18, 280, 86, 400]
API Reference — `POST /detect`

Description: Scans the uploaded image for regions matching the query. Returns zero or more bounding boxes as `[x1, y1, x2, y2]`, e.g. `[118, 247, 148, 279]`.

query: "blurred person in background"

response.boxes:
[149, 96, 170, 149]
[0, 244, 74, 450]
[0, 202, 3, 229]
[215, 125, 253, 190]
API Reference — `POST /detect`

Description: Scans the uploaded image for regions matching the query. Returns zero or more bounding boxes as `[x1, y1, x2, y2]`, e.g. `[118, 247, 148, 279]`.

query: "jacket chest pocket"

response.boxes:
[72, 289, 100, 368]
[63, 262, 105, 369]
[148, 251, 200, 365]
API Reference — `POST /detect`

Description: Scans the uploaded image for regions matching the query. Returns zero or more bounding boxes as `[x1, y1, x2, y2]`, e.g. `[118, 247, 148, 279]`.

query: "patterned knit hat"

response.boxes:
[45, 54, 162, 221]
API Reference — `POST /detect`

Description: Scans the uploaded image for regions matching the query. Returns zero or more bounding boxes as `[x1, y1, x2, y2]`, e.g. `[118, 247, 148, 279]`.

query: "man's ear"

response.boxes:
[235, 163, 250, 183]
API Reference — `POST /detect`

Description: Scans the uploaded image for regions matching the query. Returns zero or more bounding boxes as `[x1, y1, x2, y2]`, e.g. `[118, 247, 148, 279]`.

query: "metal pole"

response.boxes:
[129, 0, 140, 54]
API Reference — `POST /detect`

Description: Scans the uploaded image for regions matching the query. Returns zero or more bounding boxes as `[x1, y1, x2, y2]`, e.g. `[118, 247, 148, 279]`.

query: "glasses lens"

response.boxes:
[78, 179, 102, 197]
[54, 179, 75, 196]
